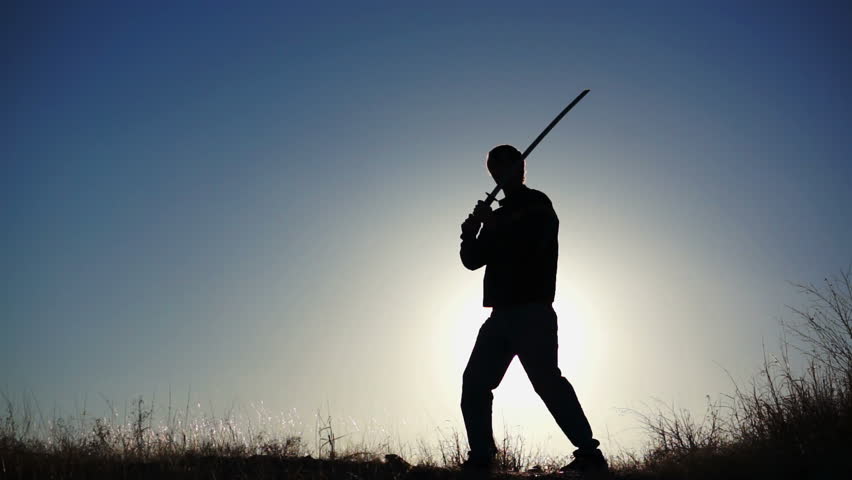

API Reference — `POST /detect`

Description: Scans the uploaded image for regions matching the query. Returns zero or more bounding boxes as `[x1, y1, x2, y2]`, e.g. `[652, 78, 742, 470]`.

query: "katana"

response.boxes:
[481, 89, 590, 206]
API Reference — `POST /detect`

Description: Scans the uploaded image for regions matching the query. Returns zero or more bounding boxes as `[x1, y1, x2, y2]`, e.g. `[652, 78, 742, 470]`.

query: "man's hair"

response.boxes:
[486, 144, 525, 183]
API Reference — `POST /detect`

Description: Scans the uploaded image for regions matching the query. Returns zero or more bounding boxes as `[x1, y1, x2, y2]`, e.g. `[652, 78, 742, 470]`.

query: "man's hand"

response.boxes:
[461, 201, 494, 239]
[461, 214, 480, 239]
[471, 200, 493, 223]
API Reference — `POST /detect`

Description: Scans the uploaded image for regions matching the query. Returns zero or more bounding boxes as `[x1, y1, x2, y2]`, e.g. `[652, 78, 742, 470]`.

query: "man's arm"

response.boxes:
[459, 203, 495, 270]
[460, 220, 489, 270]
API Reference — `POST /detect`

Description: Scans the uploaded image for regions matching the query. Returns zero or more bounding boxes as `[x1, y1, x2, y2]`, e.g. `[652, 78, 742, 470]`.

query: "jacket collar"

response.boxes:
[497, 184, 530, 207]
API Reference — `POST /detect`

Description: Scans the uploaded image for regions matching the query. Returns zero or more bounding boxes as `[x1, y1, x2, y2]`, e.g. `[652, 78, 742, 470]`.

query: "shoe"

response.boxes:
[460, 453, 495, 472]
[559, 449, 608, 474]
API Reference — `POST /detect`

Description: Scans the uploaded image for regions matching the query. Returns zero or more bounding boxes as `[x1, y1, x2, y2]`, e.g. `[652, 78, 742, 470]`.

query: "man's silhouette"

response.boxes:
[459, 145, 607, 473]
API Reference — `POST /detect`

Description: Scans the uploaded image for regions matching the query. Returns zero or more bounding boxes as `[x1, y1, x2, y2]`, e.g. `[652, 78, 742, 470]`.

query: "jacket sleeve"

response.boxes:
[460, 223, 492, 271]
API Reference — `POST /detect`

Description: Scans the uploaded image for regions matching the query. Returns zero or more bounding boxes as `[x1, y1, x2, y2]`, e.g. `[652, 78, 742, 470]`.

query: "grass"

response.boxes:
[0, 394, 564, 479]
[2, 268, 851, 479]
[0, 393, 566, 479]
[619, 268, 852, 479]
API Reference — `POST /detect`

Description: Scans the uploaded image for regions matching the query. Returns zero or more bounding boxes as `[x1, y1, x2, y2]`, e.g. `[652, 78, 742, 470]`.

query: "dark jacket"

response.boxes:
[460, 184, 559, 307]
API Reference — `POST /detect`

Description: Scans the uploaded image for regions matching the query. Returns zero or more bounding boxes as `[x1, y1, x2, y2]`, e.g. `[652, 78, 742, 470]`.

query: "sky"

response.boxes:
[2, 0, 851, 458]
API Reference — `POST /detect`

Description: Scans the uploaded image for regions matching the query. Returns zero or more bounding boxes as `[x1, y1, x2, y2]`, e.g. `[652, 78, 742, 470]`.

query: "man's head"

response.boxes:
[486, 144, 525, 188]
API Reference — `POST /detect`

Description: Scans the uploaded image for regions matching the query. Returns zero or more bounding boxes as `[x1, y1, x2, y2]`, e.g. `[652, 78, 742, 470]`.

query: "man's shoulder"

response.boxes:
[524, 186, 554, 208]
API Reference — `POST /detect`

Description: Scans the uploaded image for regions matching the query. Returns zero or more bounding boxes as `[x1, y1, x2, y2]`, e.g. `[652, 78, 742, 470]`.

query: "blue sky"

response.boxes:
[2, 1, 851, 455]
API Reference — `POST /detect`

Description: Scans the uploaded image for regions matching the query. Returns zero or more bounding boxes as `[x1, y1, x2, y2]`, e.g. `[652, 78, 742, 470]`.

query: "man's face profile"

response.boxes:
[488, 161, 523, 188]
[486, 145, 524, 189]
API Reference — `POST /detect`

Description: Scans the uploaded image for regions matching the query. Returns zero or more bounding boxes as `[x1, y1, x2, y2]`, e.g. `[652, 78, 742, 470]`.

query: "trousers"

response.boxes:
[460, 303, 600, 458]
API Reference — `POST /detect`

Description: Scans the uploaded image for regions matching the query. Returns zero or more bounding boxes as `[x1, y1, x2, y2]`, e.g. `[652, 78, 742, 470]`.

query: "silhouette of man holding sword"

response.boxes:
[459, 144, 607, 474]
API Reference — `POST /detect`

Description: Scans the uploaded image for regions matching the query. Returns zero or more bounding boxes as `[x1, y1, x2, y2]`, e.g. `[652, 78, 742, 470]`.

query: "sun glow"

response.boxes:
[434, 272, 597, 412]
[422, 253, 613, 458]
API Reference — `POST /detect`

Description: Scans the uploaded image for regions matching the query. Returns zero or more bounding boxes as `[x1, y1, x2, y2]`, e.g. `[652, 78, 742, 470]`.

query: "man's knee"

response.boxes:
[461, 372, 494, 406]
[529, 370, 571, 397]
[462, 372, 484, 395]
[462, 362, 501, 390]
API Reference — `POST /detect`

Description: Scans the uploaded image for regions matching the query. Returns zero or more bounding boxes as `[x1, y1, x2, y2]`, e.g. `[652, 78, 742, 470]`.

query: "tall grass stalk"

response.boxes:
[629, 268, 852, 479]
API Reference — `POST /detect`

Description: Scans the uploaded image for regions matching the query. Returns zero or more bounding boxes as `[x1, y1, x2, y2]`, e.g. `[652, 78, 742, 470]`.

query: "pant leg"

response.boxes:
[461, 312, 516, 459]
[514, 305, 600, 452]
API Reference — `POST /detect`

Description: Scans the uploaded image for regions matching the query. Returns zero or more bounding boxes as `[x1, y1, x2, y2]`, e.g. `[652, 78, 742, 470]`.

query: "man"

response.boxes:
[459, 145, 607, 473]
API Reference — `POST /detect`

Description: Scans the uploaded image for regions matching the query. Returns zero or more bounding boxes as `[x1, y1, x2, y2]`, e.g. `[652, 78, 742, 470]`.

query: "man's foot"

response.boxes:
[460, 453, 495, 473]
[559, 449, 608, 474]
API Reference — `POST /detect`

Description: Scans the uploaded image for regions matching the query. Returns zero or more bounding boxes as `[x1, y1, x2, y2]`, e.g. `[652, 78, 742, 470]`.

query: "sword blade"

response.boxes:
[482, 89, 590, 206]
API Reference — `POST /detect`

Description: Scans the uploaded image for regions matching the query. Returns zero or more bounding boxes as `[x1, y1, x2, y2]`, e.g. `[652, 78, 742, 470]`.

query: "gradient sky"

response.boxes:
[3, 1, 851, 456]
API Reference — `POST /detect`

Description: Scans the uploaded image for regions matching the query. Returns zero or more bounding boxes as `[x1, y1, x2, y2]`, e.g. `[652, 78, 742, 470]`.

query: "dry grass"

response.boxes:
[0, 391, 566, 479]
[2, 269, 850, 479]
[621, 268, 852, 479]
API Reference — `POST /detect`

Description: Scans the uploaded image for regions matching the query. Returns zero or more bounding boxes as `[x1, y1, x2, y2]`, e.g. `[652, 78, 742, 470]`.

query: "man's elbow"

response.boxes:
[460, 255, 484, 271]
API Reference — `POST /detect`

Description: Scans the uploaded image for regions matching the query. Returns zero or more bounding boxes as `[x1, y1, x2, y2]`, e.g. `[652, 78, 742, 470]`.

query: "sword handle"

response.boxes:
[483, 189, 500, 206]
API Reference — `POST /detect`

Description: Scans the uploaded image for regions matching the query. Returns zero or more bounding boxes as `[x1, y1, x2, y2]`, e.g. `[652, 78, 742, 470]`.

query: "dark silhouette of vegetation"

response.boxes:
[619, 268, 852, 479]
[2, 269, 850, 478]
